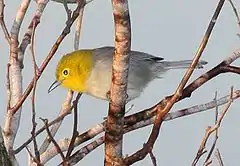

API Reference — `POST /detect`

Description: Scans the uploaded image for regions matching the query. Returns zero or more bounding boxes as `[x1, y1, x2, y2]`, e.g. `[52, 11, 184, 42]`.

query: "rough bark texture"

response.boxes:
[104, 0, 131, 165]
[0, 127, 12, 166]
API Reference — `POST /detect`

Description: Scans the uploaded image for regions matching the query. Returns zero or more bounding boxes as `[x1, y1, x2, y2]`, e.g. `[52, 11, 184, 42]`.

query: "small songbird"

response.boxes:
[48, 46, 207, 102]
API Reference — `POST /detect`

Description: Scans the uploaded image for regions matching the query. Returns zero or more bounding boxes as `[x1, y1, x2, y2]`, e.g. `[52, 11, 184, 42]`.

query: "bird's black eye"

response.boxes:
[62, 69, 69, 76]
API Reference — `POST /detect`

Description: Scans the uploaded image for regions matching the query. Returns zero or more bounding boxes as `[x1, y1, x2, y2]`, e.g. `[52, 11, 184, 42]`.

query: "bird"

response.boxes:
[48, 46, 207, 102]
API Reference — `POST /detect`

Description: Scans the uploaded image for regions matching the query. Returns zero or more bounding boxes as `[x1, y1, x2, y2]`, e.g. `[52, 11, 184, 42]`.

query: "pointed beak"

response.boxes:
[48, 80, 62, 94]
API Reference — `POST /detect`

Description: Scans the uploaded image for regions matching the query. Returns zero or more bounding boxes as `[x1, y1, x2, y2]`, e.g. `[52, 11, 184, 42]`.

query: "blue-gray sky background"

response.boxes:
[0, 0, 240, 165]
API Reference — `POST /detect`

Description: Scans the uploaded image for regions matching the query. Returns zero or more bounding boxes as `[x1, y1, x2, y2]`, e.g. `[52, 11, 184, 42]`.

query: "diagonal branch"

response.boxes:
[228, 0, 240, 29]
[38, 91, 74, 154]
[14, 52, 240, 155]
[10, 0, 86, 115]
[0, 0, 10, 44]
[124, 51, 240, 128]
[192, 87, 233, 166]
[38, 89, 240, 164]
[18, 0, 49, 69]
[124, 0, 226, 164]
[40, 118, 66, 164]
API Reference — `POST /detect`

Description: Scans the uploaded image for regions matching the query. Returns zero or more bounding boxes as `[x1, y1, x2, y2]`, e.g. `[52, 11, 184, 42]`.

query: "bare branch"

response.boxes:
[228, 0, 240, 29]
[59, 136, 105, 165]
[3, 0, 31, 164]
[38, 91, 73, 154]
[74, 7, 84, 50]
[66, 93, 81, 159]
[105, 0, 131, 165]
[15, 87, 240, 156]
[25, 146, 41, 166]
[15, 104, 74, 154]
[124, 51, 240, 128]
[10, 0, 86, 114]
[124, 1, 226, 164]
[18, 0, 49, 69]
[0, 0, 10, 44]
[0, 127, 12, 166]
[15, 48, 240, 161]
[40, 118, 66, 164]
[149, 148, 157, 166]
[215, 149, 224, 166]
[192, 87, 233, 166]
[203, 92, 219, 165]
[29, 18, 41, 164]
[37, 88, 239, 164]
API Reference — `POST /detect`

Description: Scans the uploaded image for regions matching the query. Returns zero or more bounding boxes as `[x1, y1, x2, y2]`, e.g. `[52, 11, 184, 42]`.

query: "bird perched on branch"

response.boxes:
[48, 46, 207, 102]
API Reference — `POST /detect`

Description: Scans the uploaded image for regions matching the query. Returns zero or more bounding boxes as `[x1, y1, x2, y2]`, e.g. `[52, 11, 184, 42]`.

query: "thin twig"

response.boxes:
[203, 92, 219, 165]
[15, 87, 240, 155]
[29, 19, 41, 164]
[0, 0, 10, 44]
[18, 0, 49, 69]
[66, 93, 81, 158]
[63, 0, 72, 22]
[15, 104, 74, 154]
[38, 90, 74, 154]
[40, 118, 66, 163]
[149, 149, 157, 166]
[58, 136, 105, 166]
[25, 146, 41, 166]
[228, 0, 240, 29]
[38, 88, 240, 164]
[124, 1, 226, 165]
[192, 87, 233, 166]
[215, 148, 224, 166]
[10, 0, 86, 115]
[14, 51, 240, 155]
[124, 51, 240, 129]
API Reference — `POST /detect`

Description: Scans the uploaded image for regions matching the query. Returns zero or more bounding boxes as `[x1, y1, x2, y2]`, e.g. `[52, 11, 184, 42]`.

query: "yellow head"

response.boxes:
[49, 50, 93, 93]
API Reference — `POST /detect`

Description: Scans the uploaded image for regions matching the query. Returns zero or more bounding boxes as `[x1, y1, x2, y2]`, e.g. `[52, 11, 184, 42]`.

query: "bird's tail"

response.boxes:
[160, 60, 207, 70]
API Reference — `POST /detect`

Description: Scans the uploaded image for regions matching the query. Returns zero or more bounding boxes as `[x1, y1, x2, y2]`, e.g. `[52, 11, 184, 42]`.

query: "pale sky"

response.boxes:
[0, 0, 240, 165]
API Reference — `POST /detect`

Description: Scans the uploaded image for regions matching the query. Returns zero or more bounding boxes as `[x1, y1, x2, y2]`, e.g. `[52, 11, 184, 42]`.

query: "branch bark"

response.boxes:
[0, 127, 12, 166]
[3, 1, 31, 165]
[104, 0, 131, 165]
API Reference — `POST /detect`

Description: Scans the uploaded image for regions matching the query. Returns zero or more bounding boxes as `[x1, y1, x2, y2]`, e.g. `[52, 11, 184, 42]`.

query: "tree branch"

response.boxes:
[192, 87, 233, 165]
[0, 0, 10, 44]
[9, 0, 86, 114]
[0, 127, 12, 166]
[124, 0, 226, 164]
[105, 0, 131, 165]
[36, 89, 239, 164]
[3, 0, 31, 164]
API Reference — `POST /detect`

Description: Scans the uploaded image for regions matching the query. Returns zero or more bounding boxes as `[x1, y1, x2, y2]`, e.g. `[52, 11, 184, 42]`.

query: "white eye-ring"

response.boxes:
[62, 68, 70, 77]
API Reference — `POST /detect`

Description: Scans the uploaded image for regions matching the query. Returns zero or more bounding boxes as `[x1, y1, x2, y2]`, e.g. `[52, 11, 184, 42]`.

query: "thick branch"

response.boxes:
[105, 0, 131, 165]
[3, 0, 31, 164]
[0, 127, 12, 166]
[37, 89, 240, 164]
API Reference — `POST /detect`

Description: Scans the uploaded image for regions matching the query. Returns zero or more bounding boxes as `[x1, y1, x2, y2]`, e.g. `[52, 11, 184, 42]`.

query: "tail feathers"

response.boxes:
[161, 60, 207, 70]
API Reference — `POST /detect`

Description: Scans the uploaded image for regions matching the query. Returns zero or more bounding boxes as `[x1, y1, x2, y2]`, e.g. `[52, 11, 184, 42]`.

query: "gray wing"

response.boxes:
[92, 46, 163, 101]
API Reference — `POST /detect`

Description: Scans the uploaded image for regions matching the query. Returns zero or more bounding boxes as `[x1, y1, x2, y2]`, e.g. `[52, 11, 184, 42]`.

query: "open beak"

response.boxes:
[48, 80, 63, 94]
